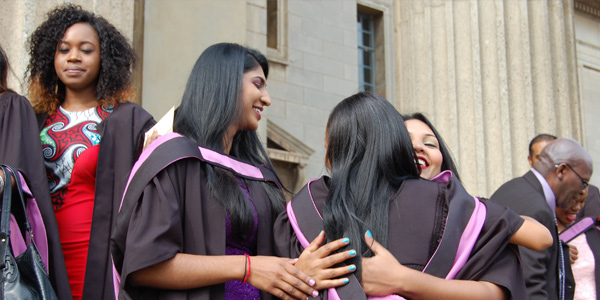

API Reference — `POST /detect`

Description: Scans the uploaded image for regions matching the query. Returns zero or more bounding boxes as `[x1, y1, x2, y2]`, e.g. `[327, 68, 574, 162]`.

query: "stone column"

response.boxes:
[393, 0, 580, 196]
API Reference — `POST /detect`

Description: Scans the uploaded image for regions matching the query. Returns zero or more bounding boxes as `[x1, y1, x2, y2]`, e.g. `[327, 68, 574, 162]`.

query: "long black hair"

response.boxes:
[174, 43, 282, 235]
[26, 4, 136, 114]
[403, 112, 461, 181]
[324, 92, 419, 281]
[0, 43, 13, 94]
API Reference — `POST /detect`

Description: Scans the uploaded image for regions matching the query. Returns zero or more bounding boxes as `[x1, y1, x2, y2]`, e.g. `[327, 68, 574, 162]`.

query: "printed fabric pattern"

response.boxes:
[40, 105, 113, 208]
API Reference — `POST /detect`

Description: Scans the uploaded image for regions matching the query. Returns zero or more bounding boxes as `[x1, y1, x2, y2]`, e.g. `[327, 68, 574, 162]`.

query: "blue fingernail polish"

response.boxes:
[366, 230, 372, 237]
[343, 278, 349, 284]
[342, 237, 349, 243]
[349, 250, 356, 256]
[319, 230, 324, 235]
[349, 265, 356, 271]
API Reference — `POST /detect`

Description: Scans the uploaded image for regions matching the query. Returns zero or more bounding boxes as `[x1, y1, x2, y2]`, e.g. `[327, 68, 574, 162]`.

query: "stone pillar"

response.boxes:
[394, 0, 580, 196]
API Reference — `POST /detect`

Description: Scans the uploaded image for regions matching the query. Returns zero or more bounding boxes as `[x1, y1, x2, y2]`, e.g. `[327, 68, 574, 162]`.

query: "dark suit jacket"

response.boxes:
[492, 170, 573, 300]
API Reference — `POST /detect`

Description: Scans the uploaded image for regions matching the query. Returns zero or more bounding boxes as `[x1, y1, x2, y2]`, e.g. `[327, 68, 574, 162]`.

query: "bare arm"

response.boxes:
[361, 232, 506, 300]
[509, 216, 553, 251]
[130, 253, 318, 300]
[0, 168, 16, 194]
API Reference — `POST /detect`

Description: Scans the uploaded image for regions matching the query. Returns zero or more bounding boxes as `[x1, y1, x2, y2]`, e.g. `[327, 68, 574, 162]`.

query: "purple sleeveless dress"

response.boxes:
[224, 180, 261, 300]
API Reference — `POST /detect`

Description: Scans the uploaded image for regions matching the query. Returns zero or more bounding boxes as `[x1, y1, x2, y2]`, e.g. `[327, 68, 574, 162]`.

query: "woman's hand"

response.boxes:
[143, 128, 160, 151]
[294, 230, 357, 290]
[361, 231, 505, 300]
[361, 230, 405, 296]
[247, 256, 319, 300]
[569, 244, 579, 264]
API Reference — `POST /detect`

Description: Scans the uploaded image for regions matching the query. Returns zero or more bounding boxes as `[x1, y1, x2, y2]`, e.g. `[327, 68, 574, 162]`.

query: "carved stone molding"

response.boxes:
[575, 1, 600, 19]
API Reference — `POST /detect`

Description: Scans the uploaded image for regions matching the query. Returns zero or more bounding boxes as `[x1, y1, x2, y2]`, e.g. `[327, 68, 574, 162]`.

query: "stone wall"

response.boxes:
[1, 0, 593, 196]
[394, 0, 581, 195]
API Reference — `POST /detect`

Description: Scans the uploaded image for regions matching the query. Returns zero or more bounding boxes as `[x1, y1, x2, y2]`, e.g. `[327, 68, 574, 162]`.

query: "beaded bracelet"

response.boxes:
[242, 254, 251, 283]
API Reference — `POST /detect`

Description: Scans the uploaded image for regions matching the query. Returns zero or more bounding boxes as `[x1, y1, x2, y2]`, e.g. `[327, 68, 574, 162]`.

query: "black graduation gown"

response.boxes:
[275, 176, 526, 299]
[111, 134, 282, 300]
[37, 101, 155, 300]
[0, 91, 72, 299]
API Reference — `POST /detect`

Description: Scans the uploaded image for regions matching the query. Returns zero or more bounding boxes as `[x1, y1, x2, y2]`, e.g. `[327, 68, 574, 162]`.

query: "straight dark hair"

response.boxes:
[403, 112, 461, 181]
[324, 92, 419, 282]
[174, 43, 282, 235]
[0, 43, 14, 94]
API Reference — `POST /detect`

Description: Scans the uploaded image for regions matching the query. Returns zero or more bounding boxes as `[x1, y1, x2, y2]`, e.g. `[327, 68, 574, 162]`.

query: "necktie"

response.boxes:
[555, 217, 565, 300]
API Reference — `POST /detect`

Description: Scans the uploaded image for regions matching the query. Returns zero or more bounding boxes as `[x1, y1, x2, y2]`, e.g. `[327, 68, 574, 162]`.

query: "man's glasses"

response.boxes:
[555, 163, 589, 192]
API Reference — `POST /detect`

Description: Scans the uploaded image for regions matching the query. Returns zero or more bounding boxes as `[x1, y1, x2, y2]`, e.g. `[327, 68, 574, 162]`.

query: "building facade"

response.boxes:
[1, 0, 599, 196]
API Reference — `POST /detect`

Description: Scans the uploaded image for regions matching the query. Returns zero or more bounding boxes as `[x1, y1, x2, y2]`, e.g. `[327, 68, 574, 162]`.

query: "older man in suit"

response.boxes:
[492, 138, 593, 300]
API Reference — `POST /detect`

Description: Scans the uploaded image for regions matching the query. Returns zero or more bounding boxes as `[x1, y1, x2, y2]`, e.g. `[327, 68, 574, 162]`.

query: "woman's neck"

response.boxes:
[62, 86, 99, 111]
[223, 124, 238, 155]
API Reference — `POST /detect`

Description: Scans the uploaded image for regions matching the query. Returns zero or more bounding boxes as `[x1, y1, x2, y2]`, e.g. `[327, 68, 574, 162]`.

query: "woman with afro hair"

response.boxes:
[26, 4, 155, 300]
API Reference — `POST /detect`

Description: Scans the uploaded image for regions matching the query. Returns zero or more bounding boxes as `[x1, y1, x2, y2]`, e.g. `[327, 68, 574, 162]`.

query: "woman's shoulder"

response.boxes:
[291, 176, 329, 209]
[300, 176, 329, 195]
[99, 101, 156, 136]
[396, 178, 446, 198]
[1, 92, 38, 122]
[141, 133, 200, 163]
[112, 101, 154, 118]
[1, 91, 31, 107]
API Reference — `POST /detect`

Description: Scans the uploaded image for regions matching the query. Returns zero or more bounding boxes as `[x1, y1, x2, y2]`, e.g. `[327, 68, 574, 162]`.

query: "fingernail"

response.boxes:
[343, 278, 349, 284]
[349, 250, 356, 256]
[349, 265, 356, 271]
[312, 290, 319, 297]
[309, 279, 316, 286]
[366, 230, 372, 237]
[342, 237, 349, 243]
[319, 230, 324, 235]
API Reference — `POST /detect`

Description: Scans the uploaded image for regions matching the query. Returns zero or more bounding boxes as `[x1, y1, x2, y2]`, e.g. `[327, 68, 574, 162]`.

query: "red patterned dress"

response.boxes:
[40, 104, 113, 300]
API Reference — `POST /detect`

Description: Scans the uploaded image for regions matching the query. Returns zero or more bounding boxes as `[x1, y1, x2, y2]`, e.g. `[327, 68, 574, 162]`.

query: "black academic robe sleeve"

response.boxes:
[87, 102, 155, 300]
[0, 92, 72, 300]
[455, 198, 525, 298]
[119, 160, 191, 299]
[113, 136, 279, 300]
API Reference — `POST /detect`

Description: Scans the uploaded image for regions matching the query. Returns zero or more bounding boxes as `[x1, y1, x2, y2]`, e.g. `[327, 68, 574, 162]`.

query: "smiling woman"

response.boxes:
[53, 23, 101, 102]
[403, 113, 459, 181]
[25, 4, 156, 300]
[111, 43, 352, 300]
[405, 118, 443, 180]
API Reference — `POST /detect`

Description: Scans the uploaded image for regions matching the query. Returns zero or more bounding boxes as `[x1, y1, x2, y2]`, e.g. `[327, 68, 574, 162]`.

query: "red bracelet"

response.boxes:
[243, 254, 251, 283]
